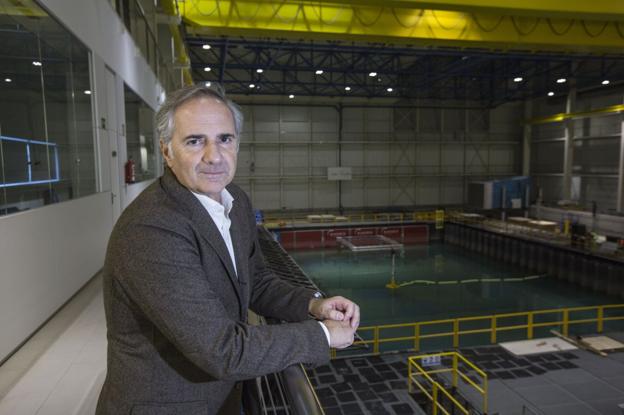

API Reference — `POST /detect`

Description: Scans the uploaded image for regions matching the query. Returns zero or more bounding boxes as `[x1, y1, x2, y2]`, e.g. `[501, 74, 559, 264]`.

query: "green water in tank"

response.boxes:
[289, 242, 622, 328]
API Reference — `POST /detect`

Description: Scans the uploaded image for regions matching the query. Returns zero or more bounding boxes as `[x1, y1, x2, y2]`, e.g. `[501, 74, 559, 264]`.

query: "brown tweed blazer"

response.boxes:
[96, 168, 329, 415]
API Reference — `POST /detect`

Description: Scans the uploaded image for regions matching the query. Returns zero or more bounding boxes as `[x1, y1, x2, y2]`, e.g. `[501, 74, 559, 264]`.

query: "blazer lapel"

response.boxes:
[228, 200, 249, 313]
[161, 169, 241, 296]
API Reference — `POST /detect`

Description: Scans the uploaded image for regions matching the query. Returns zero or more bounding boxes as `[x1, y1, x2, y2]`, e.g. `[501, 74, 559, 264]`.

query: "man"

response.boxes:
[96, 83, 360, 415]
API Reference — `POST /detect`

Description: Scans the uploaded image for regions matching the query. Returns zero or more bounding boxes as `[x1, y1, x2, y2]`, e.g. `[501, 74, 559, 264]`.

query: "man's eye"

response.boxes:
[219, 136, 234, 144]
[186, 138, 203, 146]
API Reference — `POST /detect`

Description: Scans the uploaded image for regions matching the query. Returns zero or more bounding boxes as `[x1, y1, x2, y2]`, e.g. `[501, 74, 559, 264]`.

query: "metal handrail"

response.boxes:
[280, 365, 325, 415]
[408, 352, 488, 415]
[262, 209, 447, 227]
[333, 304, 624, 356]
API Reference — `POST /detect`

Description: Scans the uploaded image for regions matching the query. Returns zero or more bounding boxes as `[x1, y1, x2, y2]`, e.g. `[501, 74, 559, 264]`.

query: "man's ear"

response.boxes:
[160, 139, 173, 167]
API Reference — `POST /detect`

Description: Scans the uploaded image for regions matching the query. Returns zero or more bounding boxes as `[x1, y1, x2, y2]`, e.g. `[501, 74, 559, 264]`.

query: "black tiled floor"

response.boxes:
[388, 380, 407, 390]
[559, 361, 578, 369]
[319, 374, 337, 383]
[497, 370, 515, 380]
[378, 392, 399, 403]
[356, 389, 378, 401]
[308, 337, 623, 414]
[336, 391, 356, 403]
[331, 382, 351, 393]
[341, 402, 363, 414]
[390, 403, 413, 414]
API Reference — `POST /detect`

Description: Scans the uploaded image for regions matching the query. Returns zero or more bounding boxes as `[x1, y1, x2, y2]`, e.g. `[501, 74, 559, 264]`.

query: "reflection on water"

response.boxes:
[290, 243, 621, 327]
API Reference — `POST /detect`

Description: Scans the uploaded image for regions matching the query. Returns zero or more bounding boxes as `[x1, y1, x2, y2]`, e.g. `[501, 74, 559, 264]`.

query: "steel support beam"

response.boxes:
[182, 1, 624, 53]
[522, 100, 532, 176]
[562, 87, 576, 200]
[618, 111, 624, 213]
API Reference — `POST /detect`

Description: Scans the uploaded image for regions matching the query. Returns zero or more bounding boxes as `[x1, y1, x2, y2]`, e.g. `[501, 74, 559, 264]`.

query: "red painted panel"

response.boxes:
[380, 227, 402, 241]
[295, 230, 323, 249]
[279, 231, 295, 250]
[403, 225, 429, 244]
[353, 227, 377, 236]
[324, 228, 351, 248]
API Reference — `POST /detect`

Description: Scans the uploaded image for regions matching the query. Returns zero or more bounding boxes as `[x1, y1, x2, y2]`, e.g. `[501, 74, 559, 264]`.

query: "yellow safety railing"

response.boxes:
[343, 304, 624, 356]
[262, 209, 442, 228]
[408, 352, 488, 415]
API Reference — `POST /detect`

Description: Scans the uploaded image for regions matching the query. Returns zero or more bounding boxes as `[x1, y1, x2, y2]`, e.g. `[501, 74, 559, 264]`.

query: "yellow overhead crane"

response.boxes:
[180, 0, 624, 53]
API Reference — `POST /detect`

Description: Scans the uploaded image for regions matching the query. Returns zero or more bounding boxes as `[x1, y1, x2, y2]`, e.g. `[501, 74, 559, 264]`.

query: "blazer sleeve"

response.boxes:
[235, 192, 318, 322]
[109, 218, 329, 382]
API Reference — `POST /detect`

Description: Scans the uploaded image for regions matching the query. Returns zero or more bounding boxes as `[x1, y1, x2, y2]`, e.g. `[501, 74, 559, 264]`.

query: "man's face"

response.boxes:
[161, 97, 238, 203]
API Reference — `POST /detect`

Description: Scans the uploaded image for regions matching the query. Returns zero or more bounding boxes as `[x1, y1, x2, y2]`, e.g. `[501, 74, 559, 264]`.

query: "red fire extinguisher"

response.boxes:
[124, 157, 136, 184]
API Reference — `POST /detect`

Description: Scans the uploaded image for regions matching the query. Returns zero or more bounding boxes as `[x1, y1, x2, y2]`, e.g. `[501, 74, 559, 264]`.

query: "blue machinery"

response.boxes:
[469, 176, 530, 210]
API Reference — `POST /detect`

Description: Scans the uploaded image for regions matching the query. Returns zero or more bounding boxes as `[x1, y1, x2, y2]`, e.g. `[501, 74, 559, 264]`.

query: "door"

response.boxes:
[105, 67, 122, 222]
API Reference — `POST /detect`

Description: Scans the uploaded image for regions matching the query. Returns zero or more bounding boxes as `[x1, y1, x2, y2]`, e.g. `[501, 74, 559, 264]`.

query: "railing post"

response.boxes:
[374, 326, 380, 354]
[408, 359, 413, 393]
[484, 372, 489, 415]
[597, 306, 604, 333]
[414, 324, 421, 352]
[432, 383, 439, 415]
[527, 313, 534, 340]
[453, 319, 459, 348]
[563, 309, 569, 337]
[452, 354, 458, 388]
[490, 316, 497, 344]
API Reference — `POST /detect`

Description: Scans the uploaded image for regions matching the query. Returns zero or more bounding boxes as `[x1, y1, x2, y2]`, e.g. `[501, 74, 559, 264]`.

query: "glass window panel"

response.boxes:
[0, 0, 95, 216]
[2, 140, 29, 184]
[124, 83, 156, 182]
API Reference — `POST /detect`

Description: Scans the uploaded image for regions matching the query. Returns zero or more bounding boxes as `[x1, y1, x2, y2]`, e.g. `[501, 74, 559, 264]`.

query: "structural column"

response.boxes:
[562, 87, 576, 200]
[617, 111, 624, 213]
[522, 100, 532, 176]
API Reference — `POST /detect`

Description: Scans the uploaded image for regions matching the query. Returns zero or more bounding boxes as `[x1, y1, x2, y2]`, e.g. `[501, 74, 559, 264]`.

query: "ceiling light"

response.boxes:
[315, 70, 323, 75]
[249, 83, 255, 88]
[288, 94, 294, 99]
[369, 72, 377, 77]
[387, 87, 393, 92]
[556, 78, 566, 83]
[202, 44, 211, 50]
[32, 61, 42, 66]
[4, 78, 12, 83]
[513, 77, 523, 82]
[204, 67, 211, 72]
[344, 86, 351, 91]
[602, 80, 610, 85]
[83, 90, 91, 95]
[548, 91, 555, 96]
[205, 82, 211, 87]
[256, 68, 264, 73]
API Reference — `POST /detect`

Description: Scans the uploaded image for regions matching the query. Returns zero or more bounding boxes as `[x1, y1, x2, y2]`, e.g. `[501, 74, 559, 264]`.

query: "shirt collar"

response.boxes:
[192, 188, 235, 217]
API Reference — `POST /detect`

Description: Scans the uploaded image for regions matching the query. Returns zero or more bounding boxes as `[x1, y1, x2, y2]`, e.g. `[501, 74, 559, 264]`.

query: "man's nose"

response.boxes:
[202, 140, 222, 164]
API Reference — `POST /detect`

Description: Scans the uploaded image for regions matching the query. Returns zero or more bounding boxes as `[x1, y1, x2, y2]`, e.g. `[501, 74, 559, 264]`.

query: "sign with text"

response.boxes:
[327, 167, 352, 181]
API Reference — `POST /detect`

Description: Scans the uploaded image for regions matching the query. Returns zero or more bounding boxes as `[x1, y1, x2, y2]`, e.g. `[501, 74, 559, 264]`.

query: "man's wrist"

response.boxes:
[308, 291, 323, 318]
[318, 321, 331, 345]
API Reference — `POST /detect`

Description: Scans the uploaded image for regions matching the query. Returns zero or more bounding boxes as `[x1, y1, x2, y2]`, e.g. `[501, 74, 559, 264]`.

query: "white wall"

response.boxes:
[235, 102, 523, 212]
[530, 87, 624, 212]
[0, 0, 163, 362]
[0, 193, 112, 361]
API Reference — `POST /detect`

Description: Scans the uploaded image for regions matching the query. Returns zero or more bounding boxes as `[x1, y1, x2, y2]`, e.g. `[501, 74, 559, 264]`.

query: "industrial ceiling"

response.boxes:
[178, 0, 624, 106]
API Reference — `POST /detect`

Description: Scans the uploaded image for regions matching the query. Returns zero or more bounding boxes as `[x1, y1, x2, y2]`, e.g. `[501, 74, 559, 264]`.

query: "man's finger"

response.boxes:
[343, 302, 355, 320]
[351, 305, 361, 329]
[329, 310, 344, 320]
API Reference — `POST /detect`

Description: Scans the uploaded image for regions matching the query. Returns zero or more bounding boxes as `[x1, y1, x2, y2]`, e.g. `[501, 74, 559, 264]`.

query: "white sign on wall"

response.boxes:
[327, 167, 352, 181]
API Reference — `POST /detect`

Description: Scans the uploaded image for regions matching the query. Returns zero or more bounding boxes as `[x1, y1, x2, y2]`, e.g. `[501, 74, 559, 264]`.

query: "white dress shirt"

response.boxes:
[192, 189, 237, 276]
[192, 189, 330, 345]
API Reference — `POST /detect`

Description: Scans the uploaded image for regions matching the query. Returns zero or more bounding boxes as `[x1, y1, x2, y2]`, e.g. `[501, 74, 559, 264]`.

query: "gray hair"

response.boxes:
[155, 83, 243, 145]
